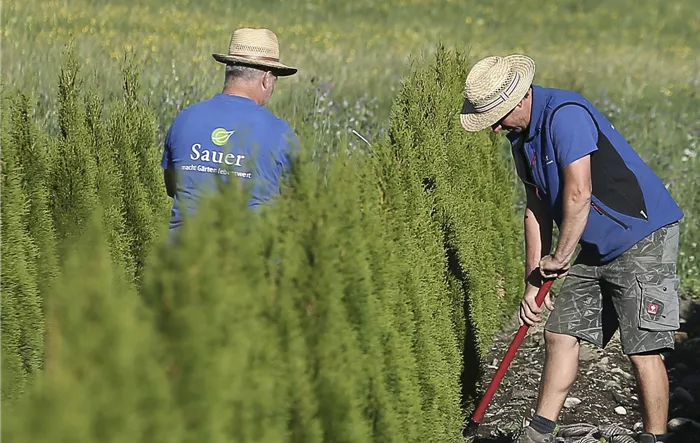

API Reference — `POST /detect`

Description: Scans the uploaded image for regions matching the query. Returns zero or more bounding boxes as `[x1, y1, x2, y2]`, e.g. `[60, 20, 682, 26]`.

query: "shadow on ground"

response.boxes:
[468, 432, 516, 443]
[661, 298, 700, 438]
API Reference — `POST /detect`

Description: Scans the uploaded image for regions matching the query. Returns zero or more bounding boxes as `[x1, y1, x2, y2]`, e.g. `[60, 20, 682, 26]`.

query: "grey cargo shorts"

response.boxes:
[545, 222, 681, 355]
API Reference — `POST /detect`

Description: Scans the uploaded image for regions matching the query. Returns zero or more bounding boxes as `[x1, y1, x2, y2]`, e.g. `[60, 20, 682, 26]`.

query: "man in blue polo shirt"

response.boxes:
[161, 28, 300, 239]
[460, 55, 683, 443]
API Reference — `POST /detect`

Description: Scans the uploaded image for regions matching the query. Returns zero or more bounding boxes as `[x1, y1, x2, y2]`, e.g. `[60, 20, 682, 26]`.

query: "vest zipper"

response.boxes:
[615, 187, 649, 221]
[531, 153, 543, 196]
[515, 140, 541, 197]
[526, 147, 544, 199]
[591, 201, 629, 230]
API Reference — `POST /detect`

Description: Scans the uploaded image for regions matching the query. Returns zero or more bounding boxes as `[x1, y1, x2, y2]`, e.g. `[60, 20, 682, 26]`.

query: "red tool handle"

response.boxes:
[467, 279, 555, 430]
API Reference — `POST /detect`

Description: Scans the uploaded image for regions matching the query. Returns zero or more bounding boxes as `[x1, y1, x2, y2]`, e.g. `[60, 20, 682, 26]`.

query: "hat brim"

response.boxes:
[459, 55, 535, 132]
[212, 53, 298, 77]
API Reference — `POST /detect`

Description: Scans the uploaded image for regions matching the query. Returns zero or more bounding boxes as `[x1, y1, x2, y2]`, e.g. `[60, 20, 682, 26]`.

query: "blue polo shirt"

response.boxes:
[161, 93, 300, 232]
[508, 85, 683, 263]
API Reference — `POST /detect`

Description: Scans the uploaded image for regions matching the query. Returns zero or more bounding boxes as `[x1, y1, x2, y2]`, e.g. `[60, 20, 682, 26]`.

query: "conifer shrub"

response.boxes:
[352, 151, 425, 443]
[383, 45, 523, 357]
[275, 156, 376, 443]
[1, 44, 522, 442]
[49, 46, 102, 248]
[362, 141, 466, 442]
[2, 210, 180, 443]
[7, 91, 60, 299]
[0, 46, 171, 403]
[1, 91, 45, 401]
[140, 178, 292, 443]
[106, 58, 171, 280]
[84, 88, 135, 280]
[46, 44, 169, 283]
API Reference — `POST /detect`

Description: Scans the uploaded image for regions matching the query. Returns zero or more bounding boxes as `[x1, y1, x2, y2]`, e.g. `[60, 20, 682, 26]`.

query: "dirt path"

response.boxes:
[469, 299, 700, 443]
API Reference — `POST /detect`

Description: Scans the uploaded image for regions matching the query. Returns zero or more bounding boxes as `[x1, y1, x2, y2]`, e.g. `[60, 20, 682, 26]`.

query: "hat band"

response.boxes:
[230, 53, 280, 63]
[473, 73, 521, 113]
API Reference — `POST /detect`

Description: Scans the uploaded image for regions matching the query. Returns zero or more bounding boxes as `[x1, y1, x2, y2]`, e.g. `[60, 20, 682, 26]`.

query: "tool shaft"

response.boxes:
[468, 279, 554, 426]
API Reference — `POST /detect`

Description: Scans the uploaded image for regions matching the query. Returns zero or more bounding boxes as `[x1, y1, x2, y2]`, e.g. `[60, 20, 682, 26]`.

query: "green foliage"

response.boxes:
[1, 91, 45, 401]
[283, 160, 374, 443]
[327, 159, 402, 443]
[50, 44, 102, 246]
[107, 57, 171, 279]
[141, 180, 291, 443]
[0, 45, 171, 404]
[7, 92, 60, 298]
[84, 87, 135, 279]
[2, 210, 179, 443]
[2, 45, 521, 442]
[386, 45, 523, 355]
[47, 44, 169, 283]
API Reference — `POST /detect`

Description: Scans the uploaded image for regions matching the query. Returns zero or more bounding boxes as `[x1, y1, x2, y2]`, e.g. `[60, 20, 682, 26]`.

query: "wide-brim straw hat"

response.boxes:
[460, 54, 535, 132]
[212, 28, 297, 77]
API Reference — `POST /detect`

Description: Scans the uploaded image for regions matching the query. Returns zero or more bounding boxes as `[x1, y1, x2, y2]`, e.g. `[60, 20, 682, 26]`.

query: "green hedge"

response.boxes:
[387, 46, 523, 354]
[0, 46, 171, 402]
[1, 90, 47, 401]
[1, 45, 523, 441]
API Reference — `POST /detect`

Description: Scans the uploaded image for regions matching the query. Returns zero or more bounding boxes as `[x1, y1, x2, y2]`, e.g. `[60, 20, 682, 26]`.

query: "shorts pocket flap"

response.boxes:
[636, 275, 680, 332]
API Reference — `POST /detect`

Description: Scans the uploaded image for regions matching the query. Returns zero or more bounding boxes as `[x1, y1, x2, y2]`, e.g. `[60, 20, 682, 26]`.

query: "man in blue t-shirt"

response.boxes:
[161, 28, 300, 238]
[460, 55, 683, 443]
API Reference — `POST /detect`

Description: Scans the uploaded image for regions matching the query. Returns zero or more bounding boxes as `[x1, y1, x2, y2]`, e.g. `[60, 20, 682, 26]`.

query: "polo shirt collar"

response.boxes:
[525, 84, 547, 142]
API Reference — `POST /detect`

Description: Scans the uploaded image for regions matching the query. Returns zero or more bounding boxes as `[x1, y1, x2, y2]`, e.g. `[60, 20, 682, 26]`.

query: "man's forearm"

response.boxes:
[553, 195, 589, 264]
[164, 167, 176, 198]
[552, 156, 593, 265]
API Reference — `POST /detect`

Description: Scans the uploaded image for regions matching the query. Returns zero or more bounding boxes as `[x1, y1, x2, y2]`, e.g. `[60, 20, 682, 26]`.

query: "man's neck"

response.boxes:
[221, 87, 261, 105]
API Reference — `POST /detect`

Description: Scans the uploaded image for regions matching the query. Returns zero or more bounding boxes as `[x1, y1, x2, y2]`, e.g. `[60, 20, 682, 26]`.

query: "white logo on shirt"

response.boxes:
[211, 127, 235, 146]
[190, 144, 245, 166]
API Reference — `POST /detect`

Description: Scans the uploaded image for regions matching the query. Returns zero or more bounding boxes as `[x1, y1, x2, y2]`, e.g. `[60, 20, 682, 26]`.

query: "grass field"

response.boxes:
[2, 0, 700, 294]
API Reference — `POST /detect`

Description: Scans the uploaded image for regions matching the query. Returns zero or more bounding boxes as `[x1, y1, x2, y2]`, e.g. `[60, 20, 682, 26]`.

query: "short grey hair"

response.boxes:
[224, 64, 265, 87]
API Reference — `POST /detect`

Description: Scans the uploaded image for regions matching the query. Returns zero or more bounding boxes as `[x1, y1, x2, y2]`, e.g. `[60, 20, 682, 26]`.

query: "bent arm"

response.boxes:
[553, 155, 592, 264]
[164, 166, 177, 198]
[524, 186, 553, 286]
[161, 127, 177, 198]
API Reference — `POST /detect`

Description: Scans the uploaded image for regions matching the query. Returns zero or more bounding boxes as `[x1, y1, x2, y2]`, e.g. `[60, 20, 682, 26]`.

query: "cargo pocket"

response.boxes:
[636, 275, 680, 331]
[661, 223, 680, 264]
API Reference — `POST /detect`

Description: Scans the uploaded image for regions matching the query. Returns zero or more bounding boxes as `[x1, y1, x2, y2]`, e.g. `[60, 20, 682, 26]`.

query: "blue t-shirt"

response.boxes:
[161, 93, 300, 231]
[550, 105, 598, 170]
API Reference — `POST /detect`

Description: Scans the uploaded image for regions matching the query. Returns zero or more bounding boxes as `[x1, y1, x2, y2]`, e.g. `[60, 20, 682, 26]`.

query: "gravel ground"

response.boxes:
[466, 298, 700, 443]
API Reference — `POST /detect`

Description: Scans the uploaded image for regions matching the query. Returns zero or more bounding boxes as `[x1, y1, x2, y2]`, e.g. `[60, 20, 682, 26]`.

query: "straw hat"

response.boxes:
[212, 28, 297, 77]
[460, 54, 535, 132]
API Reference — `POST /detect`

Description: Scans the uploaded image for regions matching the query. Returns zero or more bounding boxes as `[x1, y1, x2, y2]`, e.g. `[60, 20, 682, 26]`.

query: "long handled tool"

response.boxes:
[462, 278, 555, 442]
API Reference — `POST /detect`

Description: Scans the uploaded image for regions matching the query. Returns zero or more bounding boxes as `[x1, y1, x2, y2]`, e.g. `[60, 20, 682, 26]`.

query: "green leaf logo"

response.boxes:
[211, 128, 235, 146]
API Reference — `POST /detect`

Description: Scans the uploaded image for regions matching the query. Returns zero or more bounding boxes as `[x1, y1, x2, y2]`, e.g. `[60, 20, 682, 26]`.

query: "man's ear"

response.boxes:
[262, 71, 274, 89]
